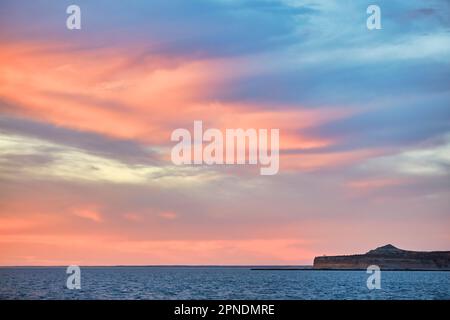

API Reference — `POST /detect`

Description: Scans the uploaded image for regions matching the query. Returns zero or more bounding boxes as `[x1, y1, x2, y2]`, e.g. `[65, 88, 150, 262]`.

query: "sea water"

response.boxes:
[0, 267, 449, 300]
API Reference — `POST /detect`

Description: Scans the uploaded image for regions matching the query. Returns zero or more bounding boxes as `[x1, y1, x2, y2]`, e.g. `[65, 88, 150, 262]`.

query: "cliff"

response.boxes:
[313, 244, 450, 270]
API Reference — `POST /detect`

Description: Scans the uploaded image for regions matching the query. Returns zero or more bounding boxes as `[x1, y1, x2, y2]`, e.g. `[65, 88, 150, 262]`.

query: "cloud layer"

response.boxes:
[0, 0, 449, 265]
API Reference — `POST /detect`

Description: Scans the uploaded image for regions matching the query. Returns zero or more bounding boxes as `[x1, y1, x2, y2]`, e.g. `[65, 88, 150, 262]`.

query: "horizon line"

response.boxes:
[0, 264, 313, 268]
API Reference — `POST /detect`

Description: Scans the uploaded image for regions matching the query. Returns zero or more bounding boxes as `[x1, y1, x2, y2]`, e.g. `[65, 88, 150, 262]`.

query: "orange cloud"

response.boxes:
[346, 178, 406, 190]
[0, 41, 351, 163]
[158, 211, 178, 220]
[72, 207, 103, 223]
[0, 42, 221, 142]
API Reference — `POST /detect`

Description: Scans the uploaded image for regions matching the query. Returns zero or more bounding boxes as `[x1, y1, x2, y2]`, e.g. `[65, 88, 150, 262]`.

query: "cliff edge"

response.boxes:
[313, 244, 450, 270]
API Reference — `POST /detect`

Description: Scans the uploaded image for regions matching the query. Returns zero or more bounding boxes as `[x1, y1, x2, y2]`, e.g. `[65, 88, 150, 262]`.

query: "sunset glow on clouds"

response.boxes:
[0, 0, 449, 265]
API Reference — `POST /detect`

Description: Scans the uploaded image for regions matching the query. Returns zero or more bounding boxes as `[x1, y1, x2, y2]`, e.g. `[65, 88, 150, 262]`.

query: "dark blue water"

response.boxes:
[0, 267, 449, 300]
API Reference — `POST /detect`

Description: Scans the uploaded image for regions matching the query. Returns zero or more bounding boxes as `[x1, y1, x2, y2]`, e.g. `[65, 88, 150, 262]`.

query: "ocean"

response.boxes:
[0, 267, 449, 300]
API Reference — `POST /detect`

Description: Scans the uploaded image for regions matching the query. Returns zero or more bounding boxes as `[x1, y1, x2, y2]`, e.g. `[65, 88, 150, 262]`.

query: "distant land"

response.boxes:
[313, 244, 450, 271]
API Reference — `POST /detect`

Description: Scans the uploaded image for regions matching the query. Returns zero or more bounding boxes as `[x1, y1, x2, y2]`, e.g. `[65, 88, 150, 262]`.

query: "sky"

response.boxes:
[0, 0, 449, 265]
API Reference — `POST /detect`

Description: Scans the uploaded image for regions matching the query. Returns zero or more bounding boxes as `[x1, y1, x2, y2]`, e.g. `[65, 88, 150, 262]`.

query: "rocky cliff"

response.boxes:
[313, 244, 450, 270]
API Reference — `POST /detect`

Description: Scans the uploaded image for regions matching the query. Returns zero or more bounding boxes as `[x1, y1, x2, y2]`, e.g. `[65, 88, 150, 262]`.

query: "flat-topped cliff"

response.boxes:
[313, 244, 450, 270]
